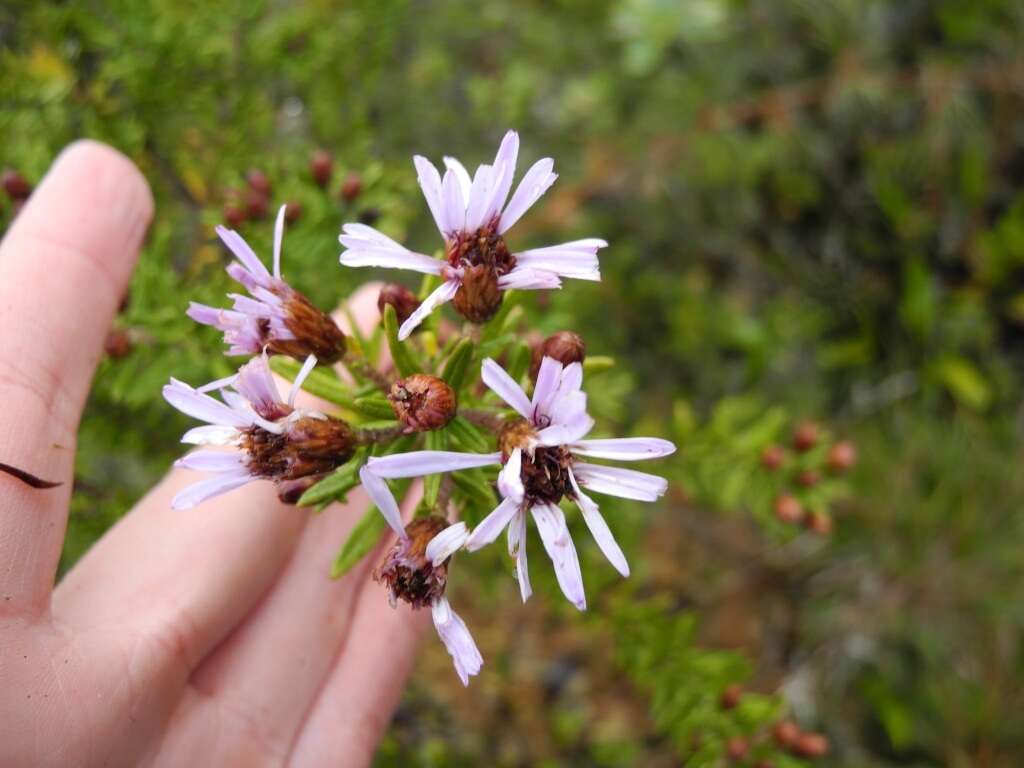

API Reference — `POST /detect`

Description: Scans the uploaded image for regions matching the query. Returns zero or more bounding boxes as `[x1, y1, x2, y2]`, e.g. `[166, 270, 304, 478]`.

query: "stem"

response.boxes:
[344, 350, 391, 392]
[437, 473, 455, 516]
[356, 424, 408, 445]
[460, 408, 507, 431]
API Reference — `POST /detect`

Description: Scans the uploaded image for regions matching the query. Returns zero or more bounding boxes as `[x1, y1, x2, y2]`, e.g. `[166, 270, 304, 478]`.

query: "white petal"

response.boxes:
[181, 424, 239, 445]
[339, 223, 443, 275]
[289, 354, 318, 407]
[440, 169, 467, 236]
[497, 267, 562, 291]
[569, 469, 629, 577]
[465, 496, 520, 552]
[513, 238, 607, 282]
[537, 410, 594, 446]
[486, 130, 519, 221]
[215, 226, 271, 284]
[413, 155, 447, 236]
[497, 447, 524, 502]
[572, 463, 668, 502]
[174, 450, 247, 472]
[498, 158, 557, 234]
[464, 164, 494, 232]
[171, 470, 255, 510]
[531, 356, 564, 415]
[366, 450, 502, 478]
[358, 466, 406, 539]
[425, 522, 469, 565]
[432, 597, 483, 686]
[164, 380, 252, 429]
[443, 157, 473, 206]
[397, 279, 460, 341]
[233, 355, 284, 417]
[272, 204, 287, 279]
[531, 502, 586, 610]
[508, 510, 532, 602]
[481, 358, 532, 418]
[570, 437, 677, 461]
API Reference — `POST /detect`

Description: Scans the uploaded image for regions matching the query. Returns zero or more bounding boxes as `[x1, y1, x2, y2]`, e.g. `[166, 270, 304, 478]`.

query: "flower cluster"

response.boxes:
[163, 131, 675, 686]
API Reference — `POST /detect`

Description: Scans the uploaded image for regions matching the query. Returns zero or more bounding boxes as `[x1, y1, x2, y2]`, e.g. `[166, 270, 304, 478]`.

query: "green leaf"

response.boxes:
[505, 341, 532, 383]
[423, 430, 447, 507]
[930, 355, 992, 411]
[382, 303, 420, 377]
[352, 394, 398, 419]
[330, 506, 386, 578]
[298, 449, 368, 507]
[446, 415, 492, 453]
[451, 468, 496, 509]
[441, 337, 475, 394]
[583, 355, 615, 374]
[270, 357, 359, 410]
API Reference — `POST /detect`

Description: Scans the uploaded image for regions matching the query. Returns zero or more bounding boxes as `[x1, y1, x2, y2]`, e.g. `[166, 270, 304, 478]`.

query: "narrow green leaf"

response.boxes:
[451, 468, 496, 509]
[583, 355, 615, 374]
[352, 394, 397, 419]
[330, 507, 386, 578]
[505, 341, 532, 383]
[441, 338, 475, 393]
[382, 303, 420, 377]
[423, 430, 446, 507]
[446, 415, 491, 453]
[298, 449, 368, 507]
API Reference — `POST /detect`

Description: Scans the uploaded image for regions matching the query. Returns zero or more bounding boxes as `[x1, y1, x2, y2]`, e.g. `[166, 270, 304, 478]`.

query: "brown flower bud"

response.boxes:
[243, 414, 355, 481]
[793, 421, 820, 452]
[761, 444, 785, 470]
[773, 494, 804, 524]
[390, 374, 456, 432]
[284, 201, 303, 223]
[271, 289, 348, 364]
[726, 737, 749, 761]
[377, 283, 421, 327]
[374, 515, 450, 608]
[245, 190, 269, 220]
[310, 149, 333, 188]
[223, 203, 246, 228]
[2, 168, 31, 200]
[276, 474, 325, 505]
[452, 263, 504, 323]
[246, 168, 271, 196]
[719, 684, 743, 710]
[805, 510, 833, 535]
[104, 329, 133, 359]
[792, 731, 829, 758]
[797, 469, 820, 488]
[530, 331, 586, 379]
[827, 440, 857, 472]
[772, 720, 800, 749]
[340, 172, 363, 203]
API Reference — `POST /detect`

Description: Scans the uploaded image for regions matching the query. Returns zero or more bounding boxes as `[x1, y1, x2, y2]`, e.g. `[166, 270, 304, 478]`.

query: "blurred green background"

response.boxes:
[4, 0, 1024, 765]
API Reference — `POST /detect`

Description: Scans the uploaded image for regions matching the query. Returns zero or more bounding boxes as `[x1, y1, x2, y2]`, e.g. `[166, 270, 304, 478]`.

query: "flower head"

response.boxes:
[358, 356, 675, 612]
[339, 130, 606, 339]
[190, 205, 347, 362]
[163, 355, 355, 509]
[389, 374, 457, 432]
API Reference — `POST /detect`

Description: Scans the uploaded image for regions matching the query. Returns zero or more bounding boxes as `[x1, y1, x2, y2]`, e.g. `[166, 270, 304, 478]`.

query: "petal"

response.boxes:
[498, 158, 557, 234]
[413, 155, 447, 236]
[272, 204, 287, 279]
[339, 223, 443, 275]
[531, 356, 564, 415]
[481, 358, 532, 418]
[164, 380, 252, 429]
[432, 597, 483, 686]
[171, 469, 255, 510]
[174, 450, 248, 472]
[464, 164, 494, 232]
[186, 302, 222, 327]
[531, 502, 586, 610]
[486, 130, 519, 221]
[215, 226, 272, 285]
[536, 409, 595, 447]
[513, 238, 607, 282]
[425, 522, 469, 565]
[497, 447, 524, 502]
[569, 469, 629, 577]
[570, 437, 677, 461]
[181, 424, 239, 445]
[366, 450, 502, 479]
[358, 465, 406, 538]
[508, 510, 532, 602]
[397, 279, 460, 341]
[289, 354, 319, 407]
[440, 169, 467, 236]
[233, 355, 284, 417]
[497, 267, 562, 291]
[572, 463, 668, 502]
[465, 495, 520, 552]
[443, 156, 473, 205]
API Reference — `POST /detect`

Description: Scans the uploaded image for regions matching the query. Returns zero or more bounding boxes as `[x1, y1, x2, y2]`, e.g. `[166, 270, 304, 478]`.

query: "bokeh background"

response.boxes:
[4, 1, 1024, 765]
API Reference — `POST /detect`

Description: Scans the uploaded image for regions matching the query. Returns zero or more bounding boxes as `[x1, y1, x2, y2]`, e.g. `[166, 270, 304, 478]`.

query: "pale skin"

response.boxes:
[0, 142, 427, 767]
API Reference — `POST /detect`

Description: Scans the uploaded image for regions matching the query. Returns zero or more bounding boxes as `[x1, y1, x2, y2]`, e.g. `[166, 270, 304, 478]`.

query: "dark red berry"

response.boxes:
[310, 149, 333, 188]
[793, 421, 820, 452]
[792, 731, 829, 758]
[246, 168, 271, 196]
[773, 494, 804, 524]
[726, 737, 748, 761]
[284, 201, 303, 223]
[827, 440, 857, 472]
[104, 329, 132, 359]
[772, 721, 800, 748]
[223, 204, 246, 228]
[245, 191, 268, 220]
[2, 169, 31, 200]
[797, 469, 820, 488]
[761, 444, 785, 471]
[340, 172, 363, 203]
[719, 684, 743, 710]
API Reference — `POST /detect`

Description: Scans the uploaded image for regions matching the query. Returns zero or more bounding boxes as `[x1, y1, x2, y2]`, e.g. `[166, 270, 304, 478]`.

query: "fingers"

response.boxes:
[0, 141, 153, 616]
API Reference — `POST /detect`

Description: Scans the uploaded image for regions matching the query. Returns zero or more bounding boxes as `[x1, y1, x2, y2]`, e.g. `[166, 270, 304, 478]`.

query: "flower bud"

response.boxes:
[390, 374, 457, 432]
[284, 201, 303, 223]
[374, 516, 451, 609]
[269, 290, 348, 363]
[246, 167, 271, 196]
[797, 469, 820, 488]
[340, 172, 363, 203]
[452, 263, 503, 323]
[222, 203, 246, 228]
[805, 510, 833, 535]
[244, 414, 355, 481]
[530, 331, 586, 379]
[276, 474, 324, 505]
[2, 168, 31, 200]
[104, 329, 133, 359]
[827, 440, 857, 472]
[772, 720, 800, 749]
[719, 684, 743, 710]
[310, 149, 333, 188]
[245, 190, 269, 220]
[726, 737, 748, 761]
[773, 494, 804, 524]
[792, 731, 829, 758]
[377, 283, 421, 326]
[760, 444, 785, 470]
[793, 421, 819, 452]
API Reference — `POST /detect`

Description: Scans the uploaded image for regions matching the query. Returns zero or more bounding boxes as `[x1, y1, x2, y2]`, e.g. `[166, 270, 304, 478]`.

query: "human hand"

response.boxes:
[0, 142, 426, 767]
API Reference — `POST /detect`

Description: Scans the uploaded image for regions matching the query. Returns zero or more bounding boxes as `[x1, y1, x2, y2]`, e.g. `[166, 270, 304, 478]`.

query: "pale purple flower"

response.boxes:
[190, 206, 347, 362]
[339, 130, 606, 339]
[370, 513, 483, 685]
[360, 357, 676, 611]
[163, 354, 356, 509]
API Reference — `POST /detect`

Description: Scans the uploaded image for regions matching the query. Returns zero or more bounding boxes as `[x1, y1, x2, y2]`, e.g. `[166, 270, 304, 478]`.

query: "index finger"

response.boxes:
[0, 140, 153, 617]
